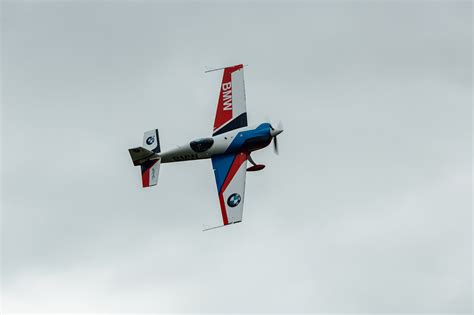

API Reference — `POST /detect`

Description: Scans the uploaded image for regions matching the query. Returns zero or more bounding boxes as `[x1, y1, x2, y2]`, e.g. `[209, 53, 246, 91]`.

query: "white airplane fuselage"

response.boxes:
[159, 123, 280, 163]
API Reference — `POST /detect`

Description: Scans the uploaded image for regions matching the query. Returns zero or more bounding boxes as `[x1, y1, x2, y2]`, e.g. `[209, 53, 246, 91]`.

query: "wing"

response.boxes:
[212, 64, 248, 136]
[211, 152, 247, 225]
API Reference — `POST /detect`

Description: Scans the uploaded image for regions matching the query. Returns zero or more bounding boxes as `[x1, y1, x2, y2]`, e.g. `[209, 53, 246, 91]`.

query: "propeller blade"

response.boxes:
[273, 136, 279, 155]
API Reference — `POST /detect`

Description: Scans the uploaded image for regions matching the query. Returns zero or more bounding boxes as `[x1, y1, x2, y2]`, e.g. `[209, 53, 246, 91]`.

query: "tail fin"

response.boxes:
[129, 129, 161, 188]
[142, 129, 161, 154]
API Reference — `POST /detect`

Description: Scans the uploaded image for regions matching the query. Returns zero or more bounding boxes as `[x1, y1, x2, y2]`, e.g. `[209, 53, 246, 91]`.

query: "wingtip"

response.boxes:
[202, 221, 242, 232]
[204, 64, 245, 73]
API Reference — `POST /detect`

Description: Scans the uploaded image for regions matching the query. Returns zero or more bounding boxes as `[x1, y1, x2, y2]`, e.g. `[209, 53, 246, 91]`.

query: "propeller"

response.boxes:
[269, 121, 284, 155]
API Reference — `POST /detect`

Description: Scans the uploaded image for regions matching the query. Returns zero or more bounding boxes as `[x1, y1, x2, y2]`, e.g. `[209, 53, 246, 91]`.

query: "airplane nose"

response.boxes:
[270, 128, 283, 137]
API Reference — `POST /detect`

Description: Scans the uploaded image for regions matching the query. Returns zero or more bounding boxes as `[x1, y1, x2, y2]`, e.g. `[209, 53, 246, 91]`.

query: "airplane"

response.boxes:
[128, 64, 283, 229]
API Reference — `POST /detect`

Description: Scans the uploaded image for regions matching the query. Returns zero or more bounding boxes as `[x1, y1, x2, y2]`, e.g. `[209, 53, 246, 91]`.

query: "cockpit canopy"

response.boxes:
[190, 138, 214, 153]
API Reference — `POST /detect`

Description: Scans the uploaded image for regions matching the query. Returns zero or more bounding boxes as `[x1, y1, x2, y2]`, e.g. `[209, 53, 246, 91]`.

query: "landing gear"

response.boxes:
[246, 154, 265, 172]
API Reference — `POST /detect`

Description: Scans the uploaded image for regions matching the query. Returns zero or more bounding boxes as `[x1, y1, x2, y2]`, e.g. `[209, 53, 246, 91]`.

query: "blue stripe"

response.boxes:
[211, 154, 236, 192]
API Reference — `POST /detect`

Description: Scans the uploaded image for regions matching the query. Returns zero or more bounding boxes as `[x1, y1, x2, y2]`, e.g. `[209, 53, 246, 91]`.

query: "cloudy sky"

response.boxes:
[1, 1, 472, 313]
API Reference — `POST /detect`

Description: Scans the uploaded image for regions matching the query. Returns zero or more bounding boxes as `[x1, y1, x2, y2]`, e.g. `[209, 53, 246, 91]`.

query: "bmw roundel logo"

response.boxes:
[227, 193, 241, 208]
[146, 136, 155, 145]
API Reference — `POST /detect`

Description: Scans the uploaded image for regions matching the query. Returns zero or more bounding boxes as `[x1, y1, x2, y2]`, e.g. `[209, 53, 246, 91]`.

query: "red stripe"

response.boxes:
[218, 193, 229, 225]
[142, 169, 149, 187]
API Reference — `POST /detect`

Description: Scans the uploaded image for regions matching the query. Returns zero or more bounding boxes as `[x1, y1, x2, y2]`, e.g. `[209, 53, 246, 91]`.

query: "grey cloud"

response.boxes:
[1, 1, 471, 313]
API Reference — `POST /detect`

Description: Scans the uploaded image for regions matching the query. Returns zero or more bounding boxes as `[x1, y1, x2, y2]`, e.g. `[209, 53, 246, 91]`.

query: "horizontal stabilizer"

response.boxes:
[129, 147, 158, 166]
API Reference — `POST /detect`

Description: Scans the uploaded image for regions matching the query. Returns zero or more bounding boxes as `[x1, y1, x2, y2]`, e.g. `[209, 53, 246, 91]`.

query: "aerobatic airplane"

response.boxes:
[128, 64, 283, 229]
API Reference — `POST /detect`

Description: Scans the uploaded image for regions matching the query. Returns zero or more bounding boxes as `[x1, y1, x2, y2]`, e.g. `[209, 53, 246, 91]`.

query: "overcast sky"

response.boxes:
[1, 1, 472, 313]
